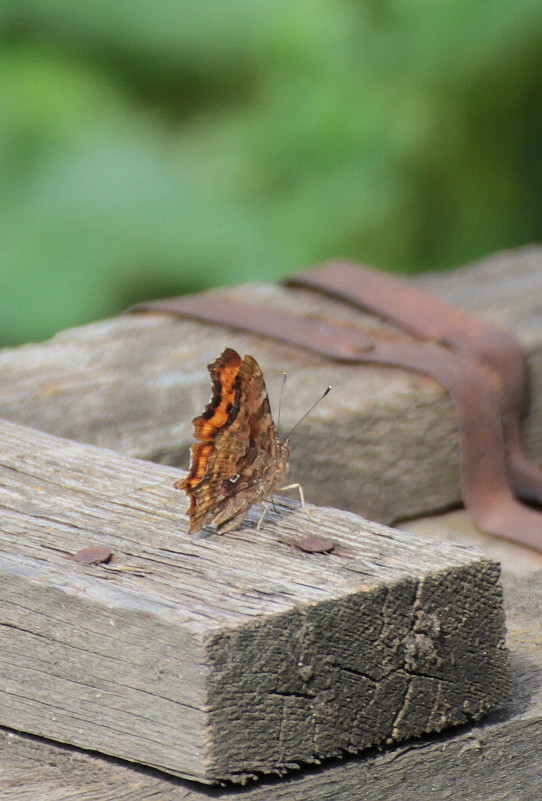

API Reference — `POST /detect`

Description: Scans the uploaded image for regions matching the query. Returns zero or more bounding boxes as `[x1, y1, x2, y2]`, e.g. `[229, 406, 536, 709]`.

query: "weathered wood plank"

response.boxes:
[0, 419, 509, 783]
[0, 246, 542, 525]
[404, 509, 542, 575]
[0, 572, 538, 801]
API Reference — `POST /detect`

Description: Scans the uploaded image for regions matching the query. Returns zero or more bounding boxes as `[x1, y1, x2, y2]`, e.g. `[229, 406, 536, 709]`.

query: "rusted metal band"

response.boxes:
[127, 292, 542, 550]
[287, 261, 542, 506]
[129, 294, 376, 360]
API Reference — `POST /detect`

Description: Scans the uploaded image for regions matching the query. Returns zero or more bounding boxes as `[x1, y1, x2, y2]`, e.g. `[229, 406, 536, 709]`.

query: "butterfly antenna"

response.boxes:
[284, 386, 331, 440]
[277, 371, 287, 433]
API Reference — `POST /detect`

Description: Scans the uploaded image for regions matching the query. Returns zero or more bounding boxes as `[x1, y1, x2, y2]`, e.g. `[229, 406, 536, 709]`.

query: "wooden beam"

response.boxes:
[404, 508, 542, 574]
[0, 572, 534, 801]
[0, 246, 542, 526]
[0, 419, 508, 783]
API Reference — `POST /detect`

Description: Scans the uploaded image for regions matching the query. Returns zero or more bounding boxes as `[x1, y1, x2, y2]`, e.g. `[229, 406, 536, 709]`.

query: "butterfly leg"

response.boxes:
[256, 502, 270, 531]
[279, 483, 313, 519]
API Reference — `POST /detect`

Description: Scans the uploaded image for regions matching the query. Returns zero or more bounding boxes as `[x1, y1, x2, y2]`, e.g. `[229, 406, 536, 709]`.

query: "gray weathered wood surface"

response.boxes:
[1, 246, 542, 526]
[0, 570, 538, 801]
[404, 509, 542, 574]
[0, 419, 509, 783]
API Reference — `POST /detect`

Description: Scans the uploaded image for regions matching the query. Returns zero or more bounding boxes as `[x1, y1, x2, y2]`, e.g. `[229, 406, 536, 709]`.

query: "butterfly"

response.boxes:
[175, 348, 291, 533]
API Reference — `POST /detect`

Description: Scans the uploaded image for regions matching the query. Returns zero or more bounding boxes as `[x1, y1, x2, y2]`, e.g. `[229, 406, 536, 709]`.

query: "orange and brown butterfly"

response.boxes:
[175, 348, 291, 533]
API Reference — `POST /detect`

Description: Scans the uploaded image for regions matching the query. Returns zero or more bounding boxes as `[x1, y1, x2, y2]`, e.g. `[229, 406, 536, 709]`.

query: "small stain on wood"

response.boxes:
[73, 546, 113, 565]
[297, 536, 335, 553]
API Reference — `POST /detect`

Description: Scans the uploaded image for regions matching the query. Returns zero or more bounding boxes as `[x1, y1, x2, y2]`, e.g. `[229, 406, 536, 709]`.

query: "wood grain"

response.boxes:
[1, 246, 542, 525]
[0, 419, 509, 783]
[0, 572, 537, 801]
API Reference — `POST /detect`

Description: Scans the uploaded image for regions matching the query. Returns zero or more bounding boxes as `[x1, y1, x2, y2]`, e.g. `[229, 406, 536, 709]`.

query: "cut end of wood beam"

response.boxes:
[203, 553, 509, 782]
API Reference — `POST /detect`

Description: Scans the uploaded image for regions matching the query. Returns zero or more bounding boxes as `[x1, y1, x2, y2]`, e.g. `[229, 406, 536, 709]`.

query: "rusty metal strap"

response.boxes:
[127, 279, 542, 551]
[286, 260, 542, 506]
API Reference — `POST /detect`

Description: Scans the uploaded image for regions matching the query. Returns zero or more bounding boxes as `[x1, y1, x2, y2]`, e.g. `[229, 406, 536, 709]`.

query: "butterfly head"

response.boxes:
[280, 437, 291, 463]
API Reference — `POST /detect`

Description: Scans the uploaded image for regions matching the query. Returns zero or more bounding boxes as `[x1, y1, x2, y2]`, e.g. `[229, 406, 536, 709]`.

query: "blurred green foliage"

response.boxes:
[2, 1, 542, 345]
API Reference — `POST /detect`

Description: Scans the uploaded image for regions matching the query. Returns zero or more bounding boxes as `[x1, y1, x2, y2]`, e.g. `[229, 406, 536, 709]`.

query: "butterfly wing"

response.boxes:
[177, 348, 288, 533]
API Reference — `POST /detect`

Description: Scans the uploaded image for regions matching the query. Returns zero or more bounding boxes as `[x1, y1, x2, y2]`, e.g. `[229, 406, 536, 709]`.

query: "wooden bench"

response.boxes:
[2, 245, 542, 798]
